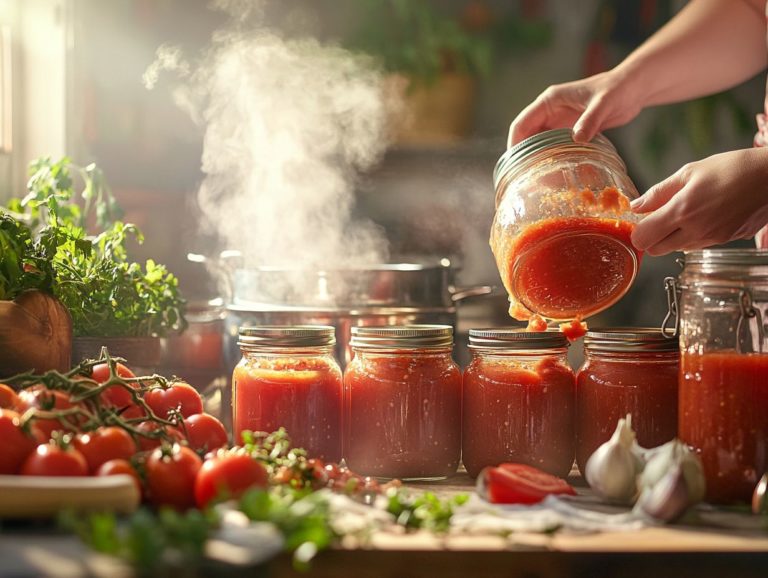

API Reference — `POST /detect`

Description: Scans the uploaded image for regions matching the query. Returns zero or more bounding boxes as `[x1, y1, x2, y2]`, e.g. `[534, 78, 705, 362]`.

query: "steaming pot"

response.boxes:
[222, 259, 494, 369]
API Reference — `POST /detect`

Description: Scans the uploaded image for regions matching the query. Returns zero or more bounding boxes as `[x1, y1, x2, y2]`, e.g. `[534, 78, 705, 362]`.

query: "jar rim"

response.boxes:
[493, 129, 621, 190]
[350, 324, 453, 350]
[684, 249, 768, 267]
[468, 327, 568, 349]
[238, 325, 336, 348]
[584, 327, 678, 352]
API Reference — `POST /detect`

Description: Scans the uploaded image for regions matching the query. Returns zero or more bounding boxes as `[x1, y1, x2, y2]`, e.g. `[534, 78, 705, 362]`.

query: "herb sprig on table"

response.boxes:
[1, 157, 185, 337]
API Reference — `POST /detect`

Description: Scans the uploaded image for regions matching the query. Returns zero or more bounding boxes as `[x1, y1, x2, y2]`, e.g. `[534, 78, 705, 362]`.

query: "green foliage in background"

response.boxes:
[1, 157, 186, 337]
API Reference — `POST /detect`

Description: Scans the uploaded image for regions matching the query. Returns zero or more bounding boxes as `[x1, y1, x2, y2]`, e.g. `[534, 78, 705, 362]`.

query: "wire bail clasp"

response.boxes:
[737, 288, 765, 354]
[661, 276, 680, 338]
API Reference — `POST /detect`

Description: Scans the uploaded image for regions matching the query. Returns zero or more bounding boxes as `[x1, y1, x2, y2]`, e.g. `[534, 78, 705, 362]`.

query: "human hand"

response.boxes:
[630, 148, 768, 256]
[507, 70, 642, 146]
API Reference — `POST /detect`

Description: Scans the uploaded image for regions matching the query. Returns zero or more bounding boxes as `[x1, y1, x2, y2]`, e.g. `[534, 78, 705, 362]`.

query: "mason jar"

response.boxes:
[491, 129, 641, 322]
[232, 325, 342, 462]
[343, 325, 462, 480]
[462, 329, 575, 478]
[676, 249, 768, 504]
[576, 328, 679, 474]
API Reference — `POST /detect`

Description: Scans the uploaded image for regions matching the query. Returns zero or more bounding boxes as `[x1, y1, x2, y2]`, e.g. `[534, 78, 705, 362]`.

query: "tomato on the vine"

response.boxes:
[0, 409, 45, 474]
[89, 362, 143, 418]
[145, 382, 203, 419]
[145, 444, 202, 510]
[15, 386, 80, 439]
[74, 426, 138, 473]
[194, 451, 268, 508]
[96, 458, 142, 496]
[184, 413, 228, 454]
[476, 463, 576, 505]
[20, 442, 88, 477]
[0, 383, 19, 409]
[134, 420, 185, 452]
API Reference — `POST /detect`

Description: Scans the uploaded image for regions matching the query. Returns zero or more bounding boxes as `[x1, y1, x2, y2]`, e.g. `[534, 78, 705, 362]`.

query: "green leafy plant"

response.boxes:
[2, 157, 185, 337]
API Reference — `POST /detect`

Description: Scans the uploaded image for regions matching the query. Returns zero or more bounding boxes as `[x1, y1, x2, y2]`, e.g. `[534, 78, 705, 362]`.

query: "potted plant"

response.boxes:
[349, 0, 490, 146]
[1, 158, 186, 374]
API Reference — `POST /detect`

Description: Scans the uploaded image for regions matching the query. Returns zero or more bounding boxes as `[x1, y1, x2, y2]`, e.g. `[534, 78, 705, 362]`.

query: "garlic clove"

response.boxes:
[636, 464, 690, 523]
[584, 414, 641, 505]
[638, 439, 705, 505]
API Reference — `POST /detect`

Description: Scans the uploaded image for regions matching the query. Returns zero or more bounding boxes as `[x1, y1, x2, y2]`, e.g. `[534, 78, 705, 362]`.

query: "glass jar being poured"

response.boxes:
[491, 129, 642, 323]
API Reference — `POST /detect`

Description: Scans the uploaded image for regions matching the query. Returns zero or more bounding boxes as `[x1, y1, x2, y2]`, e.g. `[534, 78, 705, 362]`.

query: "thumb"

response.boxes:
[631, 170, 688, 213]
[572, 98, 606, 142]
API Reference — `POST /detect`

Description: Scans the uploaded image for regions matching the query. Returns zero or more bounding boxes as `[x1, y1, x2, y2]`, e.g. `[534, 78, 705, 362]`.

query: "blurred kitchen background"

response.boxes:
[0, 0, 762, 368]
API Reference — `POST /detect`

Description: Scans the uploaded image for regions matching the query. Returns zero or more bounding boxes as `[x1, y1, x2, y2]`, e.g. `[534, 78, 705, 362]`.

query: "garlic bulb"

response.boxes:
[635, 464, 690, 522]
[638, 439, 706, 503]
[584, 414, 644, 505]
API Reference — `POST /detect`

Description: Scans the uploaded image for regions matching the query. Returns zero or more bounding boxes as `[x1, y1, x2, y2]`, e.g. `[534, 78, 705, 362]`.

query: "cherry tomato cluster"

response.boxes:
[1, 353, 392, 513]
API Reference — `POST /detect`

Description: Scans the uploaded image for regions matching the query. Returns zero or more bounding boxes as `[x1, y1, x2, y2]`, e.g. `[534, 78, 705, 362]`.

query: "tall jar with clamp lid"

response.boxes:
[671, 249, 768, 503]
[491, 129, 642, 322]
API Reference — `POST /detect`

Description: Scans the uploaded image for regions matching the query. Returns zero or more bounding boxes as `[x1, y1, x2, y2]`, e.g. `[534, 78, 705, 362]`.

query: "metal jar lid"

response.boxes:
[583, 327, 678, 352]
[493, 128, 620, 190]
[350, 325, 453, 350]
[468, 328, 569, 350]
[238, 325, 336, 349]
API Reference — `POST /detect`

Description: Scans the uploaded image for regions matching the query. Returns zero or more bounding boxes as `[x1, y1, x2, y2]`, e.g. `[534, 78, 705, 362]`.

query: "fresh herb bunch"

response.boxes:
[2, 157, 185, 337]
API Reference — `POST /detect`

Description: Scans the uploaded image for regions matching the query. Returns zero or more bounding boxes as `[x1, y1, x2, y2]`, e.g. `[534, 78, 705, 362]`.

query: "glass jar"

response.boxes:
[491, 129, 642, 321]
[232, 325, 342, 462]
[343, 325, 462, 480]
[575, 328, 679, 474]
[676, 249, 768, 504]
[462, 329, 575, 479]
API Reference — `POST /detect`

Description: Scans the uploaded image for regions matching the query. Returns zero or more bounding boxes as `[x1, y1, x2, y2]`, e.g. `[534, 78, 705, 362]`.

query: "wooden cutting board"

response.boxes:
[0, 474, 140, 518]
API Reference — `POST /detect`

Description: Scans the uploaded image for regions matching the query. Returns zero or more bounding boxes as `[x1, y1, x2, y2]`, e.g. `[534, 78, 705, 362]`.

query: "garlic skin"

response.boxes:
[635, 464, 690, 523]
[585, 414, 643, 505]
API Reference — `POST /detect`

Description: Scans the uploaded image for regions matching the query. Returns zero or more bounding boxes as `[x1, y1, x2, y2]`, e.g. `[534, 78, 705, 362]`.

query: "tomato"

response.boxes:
[477, 463, 577, 505]
[15, 386, 79, 439]
[194, 451, 268, 508]
[89, 362, 143, 417]
[96, 458, 143, 496]
[145, 444, 202, 510]
[20, 442, 88, 476]
[0, 409, 45, 474]
[134, 420, 185, 452]
[145, 382, 203, 420]
[0, 383, 19, 409]
[74, 426, 138, 473]
[184, 413, 228, 454]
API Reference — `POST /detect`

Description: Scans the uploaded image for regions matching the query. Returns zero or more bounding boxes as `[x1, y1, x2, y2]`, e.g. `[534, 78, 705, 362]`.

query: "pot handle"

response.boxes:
[450, 285, 502, 303]
[187, 251, 243, 303]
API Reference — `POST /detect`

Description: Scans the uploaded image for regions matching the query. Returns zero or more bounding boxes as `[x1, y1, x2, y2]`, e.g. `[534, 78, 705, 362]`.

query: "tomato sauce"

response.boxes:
[463, 356, 575, 478]
[575, 353, 678, 474]
[343, 352, 462, 480]
[505, 216, 640, 320]
[233, 357, 342, 462]
[679, 352, 768, 503]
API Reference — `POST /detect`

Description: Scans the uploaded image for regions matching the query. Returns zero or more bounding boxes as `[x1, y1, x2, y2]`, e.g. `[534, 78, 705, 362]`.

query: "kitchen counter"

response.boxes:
[3, 474, 768, 578]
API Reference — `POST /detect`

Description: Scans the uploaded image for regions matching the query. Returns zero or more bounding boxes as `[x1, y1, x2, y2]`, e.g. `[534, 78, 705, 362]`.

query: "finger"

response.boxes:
[572, 97, 606, 143]
[631, 204, 682, 252]
[630, 168, 689, 213]
[642, 228, 689, 257]
[508, 101, 550, 147]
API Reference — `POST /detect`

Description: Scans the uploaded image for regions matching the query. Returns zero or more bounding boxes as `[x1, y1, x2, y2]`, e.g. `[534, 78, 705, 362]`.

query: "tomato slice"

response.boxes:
[477, 463, 576, 505]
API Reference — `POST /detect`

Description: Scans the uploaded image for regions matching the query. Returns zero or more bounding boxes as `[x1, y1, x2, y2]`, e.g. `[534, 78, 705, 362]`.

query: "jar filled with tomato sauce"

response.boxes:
[675, 249, 768, 504]
[462, 329, 575, 479]
[575, 328, 679, 474]
[343, 325, 462, 480]
[491, 129, 642, 322]
[232, 326, 342, 462]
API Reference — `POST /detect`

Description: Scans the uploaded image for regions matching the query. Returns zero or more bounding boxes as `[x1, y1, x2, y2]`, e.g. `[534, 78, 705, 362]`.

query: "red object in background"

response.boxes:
[194, 452, 268, 509]
[96, 459, 142, 496]
[145, 381, 203, 420]
[233, 357, 343, 462]
[15, 386, 81, 440]
[344, 352, 462, 480]
[184, 413, 228, 454]
[0, 409, 44, 474]
[20, 443, 88, 477]
[510, 216, 641, 320]
[463, 356, 575, 478]
[477, 463, 576, 505]
[679, 352, 768, 504]
[74, 426, 138, 474]
[576, 351, 678, 474]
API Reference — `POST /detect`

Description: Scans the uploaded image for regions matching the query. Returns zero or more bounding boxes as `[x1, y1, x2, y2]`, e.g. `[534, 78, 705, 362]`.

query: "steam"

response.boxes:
[145, 2, 393, 277]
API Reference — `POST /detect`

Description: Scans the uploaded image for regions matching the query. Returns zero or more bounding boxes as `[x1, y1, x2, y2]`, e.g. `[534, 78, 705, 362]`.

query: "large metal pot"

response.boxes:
[222, 259, 494, 368]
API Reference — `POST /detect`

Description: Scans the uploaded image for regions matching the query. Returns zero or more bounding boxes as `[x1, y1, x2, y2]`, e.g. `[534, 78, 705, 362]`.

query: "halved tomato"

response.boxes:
[477, 463, 576, 505]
